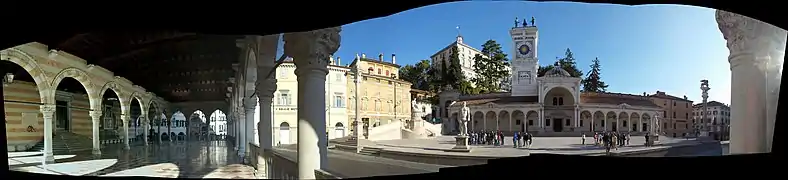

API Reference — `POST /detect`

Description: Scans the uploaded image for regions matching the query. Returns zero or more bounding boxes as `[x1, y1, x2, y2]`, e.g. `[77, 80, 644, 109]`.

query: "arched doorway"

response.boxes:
[1, 59, 48, 152]
[279, 122, 291, 145]
[335, 122, 345, 138]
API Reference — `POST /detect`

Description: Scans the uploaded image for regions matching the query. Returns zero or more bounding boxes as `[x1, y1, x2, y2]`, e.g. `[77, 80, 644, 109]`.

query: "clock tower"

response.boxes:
[510, 17, 539, 97]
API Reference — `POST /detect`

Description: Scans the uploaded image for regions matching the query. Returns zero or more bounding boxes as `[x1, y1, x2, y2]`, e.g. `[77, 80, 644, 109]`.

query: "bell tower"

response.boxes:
[510, 16, 539, 97]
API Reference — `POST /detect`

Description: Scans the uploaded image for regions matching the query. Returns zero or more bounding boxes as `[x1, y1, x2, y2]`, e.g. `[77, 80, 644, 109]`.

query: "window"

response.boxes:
[686, 113, 689, 119]
[565, 119, 570, 126]
[685, 124, 688, 129]
[386, 70, 390, 76]
[623, 120, 628, 127]
[334, 94, 344, 108]
[279, 90, 292, 105]
[546, 119, 551, 126]
[335, 74, 342, 82]
[673, 112, 676, 118]
[528, 120, 534, 126]
[516, 120, 521, 125]
[558, 97, 564, 106]
[377, 68, 382, 75]
[673, 123, 676, 129]
[552, 97, 558, 106]
[579, 120, 584, 126]
[663, 123, 668, 130]
[663, 111, 666, 117]
[673, 101, 676, 106]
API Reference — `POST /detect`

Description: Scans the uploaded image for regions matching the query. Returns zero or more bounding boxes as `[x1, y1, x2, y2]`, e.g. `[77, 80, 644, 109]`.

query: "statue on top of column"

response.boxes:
[458, 102, 470, 136]
[514, 17, 520, 28]
[531, 16, 536, 26]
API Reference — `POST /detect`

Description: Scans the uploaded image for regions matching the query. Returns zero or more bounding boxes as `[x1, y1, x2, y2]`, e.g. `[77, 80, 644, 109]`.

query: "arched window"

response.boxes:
[558, 97, 564, 106]
[552, 97, 558, 106]
[378, 68, 382, 75]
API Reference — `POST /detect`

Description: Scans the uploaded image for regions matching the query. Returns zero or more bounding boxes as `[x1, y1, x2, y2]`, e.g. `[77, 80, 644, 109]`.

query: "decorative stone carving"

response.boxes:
[89, 110, 103, 118]
[256, 78, 278, 99]
[52, 68, 91, 88]
[717, 10, 786, 56]
[244, 97, 258, 111]
[40, 104, 56, 114]
[284, 27, 342, 74]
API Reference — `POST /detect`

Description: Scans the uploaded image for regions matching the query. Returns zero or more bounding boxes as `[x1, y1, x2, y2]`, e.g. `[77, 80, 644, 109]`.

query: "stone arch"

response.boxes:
[580, 110, 593, 128]
[472, 111, 484, 131]
[525, 110, 539, 130]
[1, 48, 52, 103]
[512, 110, 525, 132]
[592, 111, 605, 132]
[50, 67, 96, 107]
[129, 91, 147, 115]
[619, 112, 629, 132]
[641, 113, 652, 132]
[245, 47, 258, 96]
[498, 110, 510, 132]
[606, 111, 617, 131]
[630, 112, 641, 132]
[542, 86, 576, 105]
[98, 81, 127, 113]
[485, 111, 497, 131]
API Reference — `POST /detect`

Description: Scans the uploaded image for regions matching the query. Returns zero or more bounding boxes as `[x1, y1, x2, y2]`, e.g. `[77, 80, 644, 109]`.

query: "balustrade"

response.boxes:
[248, 143, 342, 179]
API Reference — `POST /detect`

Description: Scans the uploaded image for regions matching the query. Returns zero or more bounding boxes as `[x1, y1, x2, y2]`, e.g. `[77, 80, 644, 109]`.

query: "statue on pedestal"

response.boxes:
[514, 17, 520, 28]
[458, 102, 470, 136]
[531, 16, 536, 26]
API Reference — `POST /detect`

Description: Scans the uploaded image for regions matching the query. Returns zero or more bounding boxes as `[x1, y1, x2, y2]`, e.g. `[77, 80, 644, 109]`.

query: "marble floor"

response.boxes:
[8, 141, 257, 178]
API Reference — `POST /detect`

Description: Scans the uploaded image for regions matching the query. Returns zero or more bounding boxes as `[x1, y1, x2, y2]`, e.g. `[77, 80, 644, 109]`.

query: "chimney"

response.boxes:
[329, 56, 335, 65]
[362, 53, 366, 59]
[643, 92, 647, 96]
[379, 53, 384, 61]
[337, 57, 341, 66]
[392, 54, 397, 64]
[684, 95, 688, 100]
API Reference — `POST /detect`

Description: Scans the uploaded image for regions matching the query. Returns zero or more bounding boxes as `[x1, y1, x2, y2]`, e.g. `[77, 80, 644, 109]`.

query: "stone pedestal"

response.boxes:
[446, 136, 472, 152]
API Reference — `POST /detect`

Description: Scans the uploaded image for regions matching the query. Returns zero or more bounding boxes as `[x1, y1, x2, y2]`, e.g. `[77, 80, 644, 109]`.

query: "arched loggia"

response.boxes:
[1, 60, 48, 152]
[209, 109, 227, 141]
[98, 85, 123, 144]
[129, 98, 142, 142]
[189, 110, 207, 141]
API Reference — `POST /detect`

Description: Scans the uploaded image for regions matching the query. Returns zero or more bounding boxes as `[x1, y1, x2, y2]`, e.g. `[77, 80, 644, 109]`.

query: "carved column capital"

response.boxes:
[244, 97, 258, 112]
[40, 104, 56, 114]
[716, 10, 788, 69]
[284, 27, 342, 76]
[256, 77, 278, 99]
[89, 110, 103, 118]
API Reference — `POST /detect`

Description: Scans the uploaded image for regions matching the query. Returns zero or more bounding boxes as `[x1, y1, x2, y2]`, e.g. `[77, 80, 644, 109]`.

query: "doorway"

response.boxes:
[611, 122, 618, 132]
[55, 100, 70, 131]
[642, 123, 648, 132]
[552, 119, 563, 132]
[279, 122, 291, 145]
[334, 122, 345, 138]
[632, 124, 638, 132]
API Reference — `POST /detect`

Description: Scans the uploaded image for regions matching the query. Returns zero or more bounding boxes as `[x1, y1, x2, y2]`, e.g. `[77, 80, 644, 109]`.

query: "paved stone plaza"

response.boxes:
[8, 141, 256, 178]
[372, 135, 701, 156]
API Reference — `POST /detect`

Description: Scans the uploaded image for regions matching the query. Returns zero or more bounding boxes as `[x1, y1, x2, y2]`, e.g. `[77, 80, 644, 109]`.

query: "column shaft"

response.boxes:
[41, 104, 56, 163]
[122, 115, 130, 149]
[142, 115, 148, 145]
[244, 97, 258, 156]
[285, 27, 341, 179]
[90, 110, 102, 155]
[238, 111, 247, 156]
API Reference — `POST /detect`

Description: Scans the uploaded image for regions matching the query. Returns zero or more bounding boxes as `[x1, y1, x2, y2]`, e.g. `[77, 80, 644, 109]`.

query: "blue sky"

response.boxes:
[328, 1, 731, 104]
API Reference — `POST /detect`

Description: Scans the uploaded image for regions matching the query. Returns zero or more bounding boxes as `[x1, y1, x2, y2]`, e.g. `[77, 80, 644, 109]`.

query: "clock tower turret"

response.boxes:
[510, 16, 540, 96]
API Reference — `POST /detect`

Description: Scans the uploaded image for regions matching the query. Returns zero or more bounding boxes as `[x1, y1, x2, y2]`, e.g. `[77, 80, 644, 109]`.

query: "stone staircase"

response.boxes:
[358, 146, 382, 156]
[29, 130, 94, 154]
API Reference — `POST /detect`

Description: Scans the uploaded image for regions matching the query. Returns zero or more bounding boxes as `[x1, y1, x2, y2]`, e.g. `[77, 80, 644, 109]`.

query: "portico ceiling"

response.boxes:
[34, 31, 244, 103]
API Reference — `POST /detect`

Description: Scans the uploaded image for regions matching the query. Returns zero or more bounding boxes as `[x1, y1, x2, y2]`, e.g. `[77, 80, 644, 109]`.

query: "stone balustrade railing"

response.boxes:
[248, 143, 342, 179]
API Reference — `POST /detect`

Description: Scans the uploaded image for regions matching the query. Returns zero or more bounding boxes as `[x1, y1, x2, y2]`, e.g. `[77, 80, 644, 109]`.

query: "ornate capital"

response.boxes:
[256, 78, 278, 99]
[284, 27, 341, 76]
[89, 110, 103, 118]
[40, 104, 56, 114]
[244, 97, 258, 111]
[717, 10, 788, 69]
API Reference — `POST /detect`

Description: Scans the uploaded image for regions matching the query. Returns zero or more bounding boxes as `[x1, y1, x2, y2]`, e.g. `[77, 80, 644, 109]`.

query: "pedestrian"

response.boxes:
[513, 132, 519, 148]
[582, 133, 586, 145]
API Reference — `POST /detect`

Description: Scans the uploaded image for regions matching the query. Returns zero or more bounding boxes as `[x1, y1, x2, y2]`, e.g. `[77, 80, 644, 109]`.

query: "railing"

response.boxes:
[248, 143, 342, 179]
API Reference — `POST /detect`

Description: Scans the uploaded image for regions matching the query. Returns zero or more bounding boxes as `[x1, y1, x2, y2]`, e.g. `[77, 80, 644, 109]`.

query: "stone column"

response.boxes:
[257, 34, 279, 151]
[538, 107, 544, 128]
[141, 115, 148, 145]
[244, 97, 257, 156]
[237, 109, 247, 156]
[285, 27, 341, 179]
[574, 106, 580, 128]
[122, 114, 131, 149]
[41, 104, 56, 163]
[89, 110, 102, 155]
[717, 10, 787, 154]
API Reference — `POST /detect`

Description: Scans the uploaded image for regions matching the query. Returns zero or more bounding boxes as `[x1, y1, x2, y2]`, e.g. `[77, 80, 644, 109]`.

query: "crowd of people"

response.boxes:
[589, 132, 632, 153]
[468, 131, 533, 148]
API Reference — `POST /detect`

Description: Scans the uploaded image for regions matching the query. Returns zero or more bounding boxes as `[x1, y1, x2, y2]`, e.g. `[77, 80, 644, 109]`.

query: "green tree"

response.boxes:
[399, 60, 432, 91]
[445, 46, 469, 91]
[557, 48, 584, 78]
[537, 64, 555, 77]
[581, 57, 609, 92]
[471, 40, 511, 93]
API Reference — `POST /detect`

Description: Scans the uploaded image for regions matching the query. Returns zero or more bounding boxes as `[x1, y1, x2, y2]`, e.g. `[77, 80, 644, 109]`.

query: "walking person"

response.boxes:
[582, 133, 586, 145]
[611, 133, 619, 151]
[513, 132, 519, 148]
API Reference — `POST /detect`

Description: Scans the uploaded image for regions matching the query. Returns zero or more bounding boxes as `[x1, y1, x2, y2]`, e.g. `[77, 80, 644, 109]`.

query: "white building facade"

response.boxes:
[430, 36, 513, 92]
[272, 58, 349, 145]
[440, 20, 663, 136]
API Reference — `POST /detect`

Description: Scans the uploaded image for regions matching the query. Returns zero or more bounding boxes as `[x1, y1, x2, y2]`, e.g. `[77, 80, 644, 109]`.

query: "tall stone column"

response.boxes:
[40, 104, 56, 163]
[89, 110, 102, 155]
[717, 10, 787, 154]
[285, 27, 341, 179]
[244, 97, 257, 156]
[257, 34, 279, 152]
[122, 115, 131, 149]
[237, 110, 247, 156]
[141, 115, 148, 145]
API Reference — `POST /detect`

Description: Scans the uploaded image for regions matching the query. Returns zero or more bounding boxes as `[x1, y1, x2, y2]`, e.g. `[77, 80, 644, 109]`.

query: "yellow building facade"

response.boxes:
[347, 54, 412, 128]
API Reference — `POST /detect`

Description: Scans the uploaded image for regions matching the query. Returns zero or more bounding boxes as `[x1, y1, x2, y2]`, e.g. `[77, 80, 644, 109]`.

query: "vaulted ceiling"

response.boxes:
[26, 31, 243, 103]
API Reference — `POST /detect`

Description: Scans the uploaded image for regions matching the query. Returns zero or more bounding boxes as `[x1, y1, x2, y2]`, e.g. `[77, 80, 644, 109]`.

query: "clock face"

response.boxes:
[518, 44, 531, 56]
